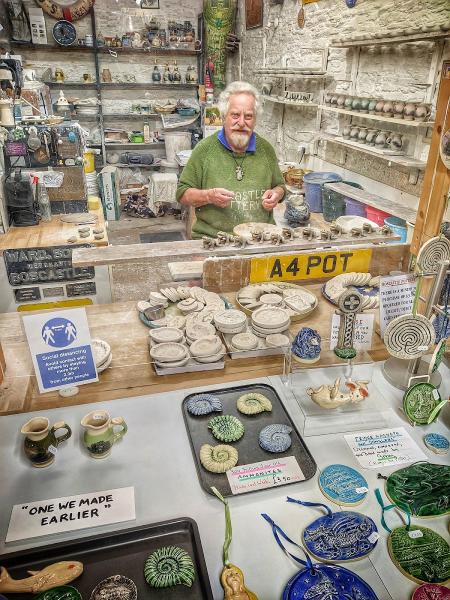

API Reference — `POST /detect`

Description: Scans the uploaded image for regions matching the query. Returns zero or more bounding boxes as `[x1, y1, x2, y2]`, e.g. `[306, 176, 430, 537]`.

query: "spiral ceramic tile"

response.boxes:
[403, 383, 441, 425]
[383, 314, 435, 360]
[186, 394, 223, 416]
[144, 546, 195, 588]
[199, 443, 238, 473]
[416, 236, 450, 273]
[237, 392, 273, 415]
[208, 415, 245, 442]
[259, 424, 292, 453]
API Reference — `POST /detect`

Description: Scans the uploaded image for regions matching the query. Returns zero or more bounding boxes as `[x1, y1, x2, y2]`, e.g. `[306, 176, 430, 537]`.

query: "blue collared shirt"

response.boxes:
[217, 128, 256, 152]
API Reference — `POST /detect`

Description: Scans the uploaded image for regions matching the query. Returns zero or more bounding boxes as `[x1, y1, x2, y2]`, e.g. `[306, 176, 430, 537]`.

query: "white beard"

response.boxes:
[229, 131, 251, 150]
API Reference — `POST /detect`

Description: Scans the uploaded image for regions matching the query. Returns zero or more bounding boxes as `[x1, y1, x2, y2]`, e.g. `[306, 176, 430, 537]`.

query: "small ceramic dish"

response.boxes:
[266, 333, 290, 348]
[137, 300, 151, 313]
[154, 356, 190, 368]
[91, 338, 111, 367]
[149, 327, 184, 344]
[190, 336, 222, 358]
[215, 322, 247, 335]
[186, 322, 216, 341]
[193, 344, 226, 363]
[231, 332, 259, 351]
[149, 342, 188, 362]
[214, 309, 247, 329]
[260, 293, 283, 306]
[252, 307, 290, 329]
[143, 304, 165, 321]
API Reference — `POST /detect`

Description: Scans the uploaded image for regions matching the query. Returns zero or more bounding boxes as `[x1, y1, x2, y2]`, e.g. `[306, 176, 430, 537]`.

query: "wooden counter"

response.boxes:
[0, 284, 389, 415]
[0, 208, 108, 255]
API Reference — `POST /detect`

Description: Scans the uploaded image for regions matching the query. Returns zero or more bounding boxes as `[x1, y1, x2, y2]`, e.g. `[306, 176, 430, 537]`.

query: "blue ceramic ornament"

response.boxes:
[186, 393, 223, 416]
[261, 514, 379, 600]
[346, 0, 357, 6]
[319, 464, 368, 506]
[286, 497, 378, 562]
[291, 327, 321, 364]
[423, 433, 449, 455]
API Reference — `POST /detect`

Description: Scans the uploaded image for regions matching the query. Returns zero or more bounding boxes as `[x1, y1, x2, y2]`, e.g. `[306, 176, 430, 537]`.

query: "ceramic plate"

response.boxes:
[319, 464, 368, 506]
[403, 382, 442, 425]
[190, 336, 222, 358]
[384, 313, 436, 360]
[233, 222, 283, 241]
[149, 327, 184, 344]
[149, 342, 188, 362]
[252, 307, 290, 329]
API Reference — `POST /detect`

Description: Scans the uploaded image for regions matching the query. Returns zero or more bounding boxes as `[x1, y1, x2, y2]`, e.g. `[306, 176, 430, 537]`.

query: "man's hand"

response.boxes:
[262, 186, 285, 211]
[207, 187, 235, 208]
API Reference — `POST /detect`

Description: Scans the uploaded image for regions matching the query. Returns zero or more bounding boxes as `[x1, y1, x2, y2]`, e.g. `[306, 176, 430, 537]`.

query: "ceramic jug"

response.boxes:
[375, 130, 388, 149]
[357, 126, 368, 143]
[344, 96, 353, 110]
[386, 132, 403, 151]
[393, 100, 405, 118]
[349, 125, 360, 140]
[81, 410, 127, 458]
[21, 417, 72, 468]
[342, 125, 351, 139]
[360, 98, 370, 113]
[382, 100, 394, 118]
[365, 128, 379, 146]
[351, 97, 362, 111]
[374, 100, 385, 115]
[403, 102, 416, 120]
[414, 103, 431, 122]
[324, 92, 333, 106]
[337, 94, 346, 108]
[368, 98, 377, 114]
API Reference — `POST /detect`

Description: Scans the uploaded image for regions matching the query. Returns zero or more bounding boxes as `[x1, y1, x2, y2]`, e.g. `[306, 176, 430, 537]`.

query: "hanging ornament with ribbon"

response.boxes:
[211, 487, 259, 600]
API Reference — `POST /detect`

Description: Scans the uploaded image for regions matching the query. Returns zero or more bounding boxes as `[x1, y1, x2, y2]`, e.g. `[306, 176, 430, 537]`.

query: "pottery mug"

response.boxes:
[365, 128, 379, 146]
[375, 130, 388, 148]
[393, 100, 405, 119]
[342, 125, 351, 139]
[414, 103, 431, 122]
[344, 96, 353, 110]
[81, 410, 127, 458]
[337, 94, 346, 108]
[351, 97, 362, 111]
[349, 125, 360, 140]
[374, 100, 385, 115]
[368, 99, 377, 114]
[382, 100, 394, 118]
[330, 94, 339, 106]
[357, 126, 369, 143]
[403, 102, 416, 120]
[359, 98, 370, 113]
[386, 132, 403, 151]
[21, 417, 72, 468]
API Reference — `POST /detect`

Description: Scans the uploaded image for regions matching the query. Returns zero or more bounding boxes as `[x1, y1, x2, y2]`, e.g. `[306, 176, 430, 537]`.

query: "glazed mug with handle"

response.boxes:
[81, 410, 127, 458]
[21, 417, 72, 468]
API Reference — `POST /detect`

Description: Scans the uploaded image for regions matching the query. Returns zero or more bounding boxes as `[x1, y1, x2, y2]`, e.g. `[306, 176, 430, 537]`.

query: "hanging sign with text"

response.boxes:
[23, 307, 97, 393]
[250, 249, 372, 283]
[330, 314, 374, 350]
[379, 273, 417, 336]
[226, 457, 305, 494]
[6, 487, 136, 542]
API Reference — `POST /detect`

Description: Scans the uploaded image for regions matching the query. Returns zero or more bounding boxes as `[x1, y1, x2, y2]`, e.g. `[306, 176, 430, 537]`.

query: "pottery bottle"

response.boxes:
[360, 98, 370, 113]
[365, 128, 379, 145]
[403, 101, 416, 120]
[342, 124, 351, 139]
[375, 130, 388, 149]
[357, 126, 368, 143]
[414, 103, 431, 122]
[393, 100, 405, 118]
[368, 98, 377, 114]
[382, 100, 394, 118]
[344, 96, 353, 110]
[152, 64, 161, 82]
[349, 125, 360, 140]
[374, 100, 385, 115]
[351, 97, 362, 111]
[21, 417, 72, 468]
[81, 410, 127, 458]
[163, 64, 170, 83]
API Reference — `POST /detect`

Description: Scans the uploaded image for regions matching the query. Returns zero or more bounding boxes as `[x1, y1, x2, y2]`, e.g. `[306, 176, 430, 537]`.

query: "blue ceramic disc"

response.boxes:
[424, 433, 449, 455]
[319, 464, 368, 506]
[282, 563, 378, 600]
[303, 511, 378, 562]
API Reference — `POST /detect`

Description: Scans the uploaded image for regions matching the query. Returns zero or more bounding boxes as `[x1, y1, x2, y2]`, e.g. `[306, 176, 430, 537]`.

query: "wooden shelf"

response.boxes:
[320, 134, 427, 170]
[10, 41, 201, 56]
[77, 113, 161, 121]
[255, 69, 328, 79]
[104, 142, 165, 149]
[320, 105, 434, 128]
[330, 30, 449, 48]
[10, 41, 93, 52]
[263, 97, 318, 108]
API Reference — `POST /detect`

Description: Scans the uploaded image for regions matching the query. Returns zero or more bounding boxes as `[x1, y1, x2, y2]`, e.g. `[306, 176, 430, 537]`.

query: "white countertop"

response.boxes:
[0, 362, 449, 600]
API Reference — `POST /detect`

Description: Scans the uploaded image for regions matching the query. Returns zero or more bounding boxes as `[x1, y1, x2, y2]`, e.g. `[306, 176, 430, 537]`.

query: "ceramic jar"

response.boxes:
[375, 130, 388, 149]
[349, 125, 360, 140]
[357, 126, 369, 143]
[368, 99, 377, 114]
[366, 128, 379, 146]
[21, 417, 72, 468]
[393, 100, 405, 119]
[375, 100, 385, 116]
[382, 100, 394, 118]
[414, 103, 431, 122]
[360, 98, 370, 113]
[342, 125, 351, 139]
[403, 102, 416, 120]
[81, 410, 127, 458]
[351, 97, 362, 111]
[337, 94, 346, 108]
[344, 96, 353, 110]
[386, 132, 403, 151]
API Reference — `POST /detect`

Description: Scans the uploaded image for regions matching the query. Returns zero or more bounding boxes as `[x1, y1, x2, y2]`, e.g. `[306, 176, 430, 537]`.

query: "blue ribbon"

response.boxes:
[286, 496, 333, 519]
[261, 513, 314, 572]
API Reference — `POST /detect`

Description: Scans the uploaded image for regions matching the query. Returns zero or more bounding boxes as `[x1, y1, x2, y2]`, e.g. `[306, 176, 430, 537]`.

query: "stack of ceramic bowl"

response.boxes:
[148, 291, 170, 309]
[149, 327, 185, 346]
[251, 307, 291, 338]
[149, 342, 190, 368]
[214, 309, 247, 334]
[189, 335, 226, 364]
[185, 322, 216, 345]
[91, 339, 112, 373]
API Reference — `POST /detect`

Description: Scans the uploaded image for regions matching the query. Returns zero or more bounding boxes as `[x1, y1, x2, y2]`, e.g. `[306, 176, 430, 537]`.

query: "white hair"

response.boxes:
[217, 80, 262, 119]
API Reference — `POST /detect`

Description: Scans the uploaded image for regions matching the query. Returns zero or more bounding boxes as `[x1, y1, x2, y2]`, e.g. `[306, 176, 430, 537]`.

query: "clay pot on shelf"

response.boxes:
[382, 100, 394, 118]
[351, 97, 362, 111]
[393, 100, 405, 119]
[324, 92, 333, 106]
[403, 102, 417, 120]
[414, 103, 431, 122]
[349, 125, 360, 140]
[357, 126, 369, 143]
[342, 125, 351, 139]
[368, 99, 378, 114]
[360, 98, 370, 113]
[337, 94, 346, 108]
[386, 132, 403, 151]
[375, 130, 388, 149]
[330, 94, 339, 106]
[365, 128, 379, 146]
[344, 96, 353, 110]
[375, 100, 385, 116]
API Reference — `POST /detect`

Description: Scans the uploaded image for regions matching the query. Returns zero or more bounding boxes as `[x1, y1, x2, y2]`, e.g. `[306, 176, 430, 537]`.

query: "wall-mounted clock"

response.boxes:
[52, 20, 77, 46]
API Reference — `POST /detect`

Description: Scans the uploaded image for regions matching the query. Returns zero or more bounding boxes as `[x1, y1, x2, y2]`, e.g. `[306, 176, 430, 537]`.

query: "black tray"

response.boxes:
[0, 518, 213, 600]
[182, 383, 317, 497]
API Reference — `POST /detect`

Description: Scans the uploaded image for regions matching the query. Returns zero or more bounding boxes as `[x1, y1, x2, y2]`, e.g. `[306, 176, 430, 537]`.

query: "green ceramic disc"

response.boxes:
[388, 525, 450, 584]
[403, 383, 441, 425]
[385, 462, 450, 518]
[36, 587, 82, 600]
[144, 546, 195, 588]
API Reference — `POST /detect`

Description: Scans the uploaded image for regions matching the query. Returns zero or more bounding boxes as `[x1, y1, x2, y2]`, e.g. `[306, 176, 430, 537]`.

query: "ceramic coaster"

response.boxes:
[423, 433, 449, 455]
[385, 462, 450, 518]
[231, 332, 259, 351]
[259, 293, 283, 305]
[384, 313, 436, 360]
[412, 583, 450, 600]
[90, 575, 137, 600]
[252, 307, 290, 329]
[265, 333, 290, 348]
[149, 327, 184, 344]
[319, 464, 368, 506]
[403, 383, 442, 425]
[149, 342, 188, 363]
[416, 236, 450, 273]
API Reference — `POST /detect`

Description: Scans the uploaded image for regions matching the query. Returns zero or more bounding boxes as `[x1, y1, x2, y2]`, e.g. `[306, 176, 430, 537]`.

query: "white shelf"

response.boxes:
[330, 30, 450, 48]
[320, 134, 426, 170]
[254, 69, 328, 79]
[263, 96, 318, 108]
[320, 105, 434, 128]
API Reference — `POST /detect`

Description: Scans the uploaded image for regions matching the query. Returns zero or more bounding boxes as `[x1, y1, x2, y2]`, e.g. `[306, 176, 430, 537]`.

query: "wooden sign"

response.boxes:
[250, 249, 372, 283]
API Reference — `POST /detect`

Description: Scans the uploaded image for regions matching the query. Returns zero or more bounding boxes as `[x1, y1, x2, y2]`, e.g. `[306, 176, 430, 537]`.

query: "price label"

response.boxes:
[93, 414, 104, 420]
[432, 388, 440, 400]
[368, 532, 380, 544]
[408, 529, 423, 539]
[226, 456, 305, 495]
[355, 486, 369, 494]
[48, 445, 58, 455]
[250, 249, 372, 283]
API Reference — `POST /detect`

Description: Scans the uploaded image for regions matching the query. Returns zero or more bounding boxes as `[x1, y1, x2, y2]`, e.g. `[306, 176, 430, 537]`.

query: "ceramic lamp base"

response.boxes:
[292, 353, 320, 365]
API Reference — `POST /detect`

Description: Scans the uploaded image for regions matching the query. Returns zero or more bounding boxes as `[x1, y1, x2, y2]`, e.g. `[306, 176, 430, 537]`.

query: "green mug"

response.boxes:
[81, 410, 127, 458]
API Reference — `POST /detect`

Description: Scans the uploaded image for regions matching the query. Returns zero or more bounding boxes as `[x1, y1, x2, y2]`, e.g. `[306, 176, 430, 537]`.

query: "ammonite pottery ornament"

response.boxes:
[259, 424, 292, 453]
[383, 313, 435, 360]
[90, 575, 137, 600]
[287, 497, 378, 562]
[220, 564, 258, 600]
[384, 462, 450, 517]
[403, 383, 444, 425]
[36, 587, 81, 600]
[423, 433, 449, 454]
[200, 444, 238, 473]
[319, 464, 368, 506]
[416, 236, 450, 273]
[412, 583, 450, 600]
[237, 393, 272, 415]
[144, 546, 195, 588]
[208, 415, 245, 442]
[186, 393, 223, 416]
[261, 514, 378, 600]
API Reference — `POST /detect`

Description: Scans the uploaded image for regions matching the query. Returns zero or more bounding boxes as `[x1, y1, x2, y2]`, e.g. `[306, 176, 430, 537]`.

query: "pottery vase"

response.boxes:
[81, 410, 127, 458]
[21, 417, 72, 468]
[403, 102, 416, 120]
[374, 100, 385, 116]
[375, 130, 388, 149]
[382, 100, 394, 118]
[368, 99, 377, 114]
[357, 126, 368, 143]
[359, 98, 370, 113]
[365, 128, 379, 146]
[337, 94, 346, 108]
[351, 97, 362, 111]
[386, 132, 403, 151]
[393, 100, 405, 119]
[349, 125, 360, 140]
[342, 125, 351, 139]
[344, 96, 353, 110]
[414, 102, 431, 122]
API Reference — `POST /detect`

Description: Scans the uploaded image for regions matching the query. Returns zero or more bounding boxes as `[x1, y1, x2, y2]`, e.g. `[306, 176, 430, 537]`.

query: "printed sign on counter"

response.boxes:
[330, 314, 374, 350]
[226, 456, 305, 494]
[6, 487, 135, 542]
[23, 307, 98, 393]
[379, 273, 417, 336]
[250, 249, 372, 283]
[344, 427, 427, 469]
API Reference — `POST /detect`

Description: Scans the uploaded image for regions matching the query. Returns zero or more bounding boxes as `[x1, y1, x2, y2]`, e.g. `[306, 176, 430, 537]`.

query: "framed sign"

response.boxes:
[245, 0, 263, 29]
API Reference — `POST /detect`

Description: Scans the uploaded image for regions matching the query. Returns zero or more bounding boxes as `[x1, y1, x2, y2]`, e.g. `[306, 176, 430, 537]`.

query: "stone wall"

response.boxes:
[231, 0, 450, 198]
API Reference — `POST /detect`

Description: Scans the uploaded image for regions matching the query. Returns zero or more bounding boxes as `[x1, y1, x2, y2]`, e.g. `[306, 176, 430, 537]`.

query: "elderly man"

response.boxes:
[176, 80, 285, 238]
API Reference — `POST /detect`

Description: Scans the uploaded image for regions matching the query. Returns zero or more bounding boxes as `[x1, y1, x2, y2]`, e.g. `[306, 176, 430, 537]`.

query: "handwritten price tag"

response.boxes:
[226, 457, 305, 495]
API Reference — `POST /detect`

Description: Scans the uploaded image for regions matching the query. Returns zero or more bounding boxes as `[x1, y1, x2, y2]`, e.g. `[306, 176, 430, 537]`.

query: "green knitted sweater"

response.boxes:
[176, 132, 285, 238]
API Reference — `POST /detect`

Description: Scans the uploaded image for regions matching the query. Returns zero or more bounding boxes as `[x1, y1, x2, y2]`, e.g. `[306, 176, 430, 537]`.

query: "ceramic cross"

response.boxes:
[334, 290, 363, 360]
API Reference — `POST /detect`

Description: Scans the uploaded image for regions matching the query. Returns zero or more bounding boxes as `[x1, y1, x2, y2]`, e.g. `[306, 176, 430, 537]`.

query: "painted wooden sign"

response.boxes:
[250, 249, 372, 283]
